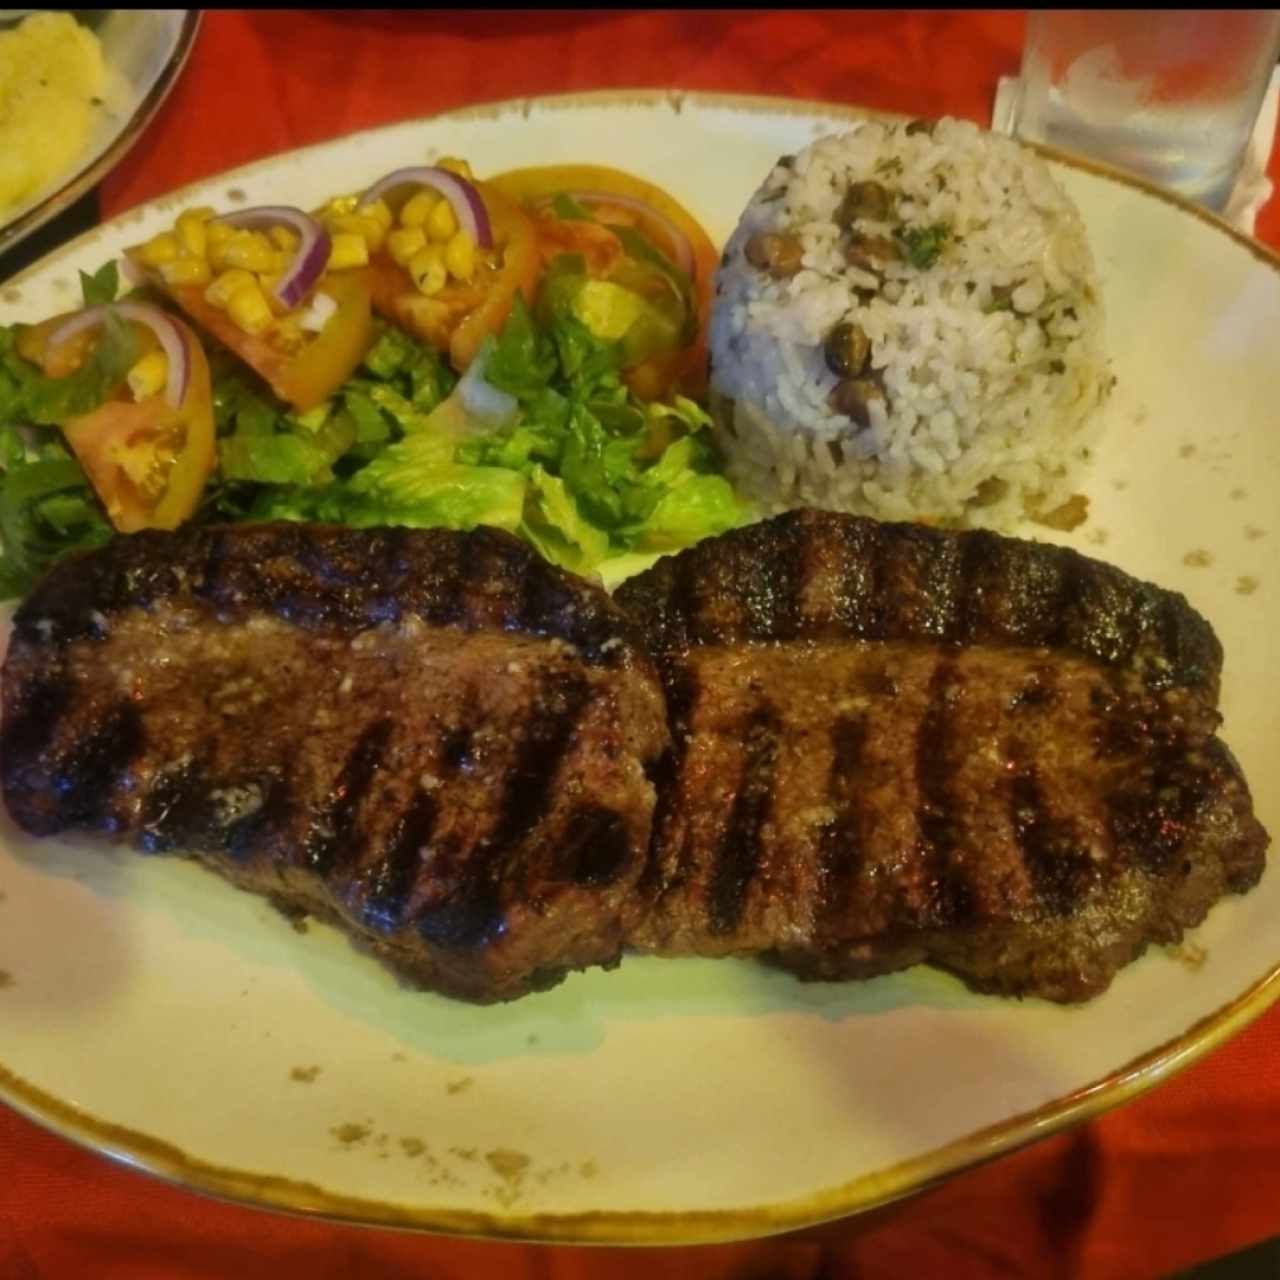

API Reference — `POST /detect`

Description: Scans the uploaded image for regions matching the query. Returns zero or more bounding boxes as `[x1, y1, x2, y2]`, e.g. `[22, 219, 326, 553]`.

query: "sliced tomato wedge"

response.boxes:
[357, 181, 540, 374]
[485, 164, 720, 401]
[144, 271, 373, 414]
[18, 311, 216, 534]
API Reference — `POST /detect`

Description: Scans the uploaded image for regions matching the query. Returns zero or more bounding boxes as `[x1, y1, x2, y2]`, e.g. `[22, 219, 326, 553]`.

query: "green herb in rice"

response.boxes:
[895, 222, 952, 269]
[707, 116, 1112, 532]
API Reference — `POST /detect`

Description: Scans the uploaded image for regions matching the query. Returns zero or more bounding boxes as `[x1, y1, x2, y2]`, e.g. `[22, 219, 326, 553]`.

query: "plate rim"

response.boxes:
[1, 85, 1278, 1245]
[3, 84, 1278, 297]
[0, 9, 202, 259]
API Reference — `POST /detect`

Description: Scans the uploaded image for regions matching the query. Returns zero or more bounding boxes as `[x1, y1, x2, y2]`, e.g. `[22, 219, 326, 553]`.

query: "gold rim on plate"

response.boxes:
[1, 88, 1277, 1245]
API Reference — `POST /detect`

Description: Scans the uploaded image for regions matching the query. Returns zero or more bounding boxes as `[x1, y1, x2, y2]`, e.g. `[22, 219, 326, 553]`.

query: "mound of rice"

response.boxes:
[708, 117, 1112, 529]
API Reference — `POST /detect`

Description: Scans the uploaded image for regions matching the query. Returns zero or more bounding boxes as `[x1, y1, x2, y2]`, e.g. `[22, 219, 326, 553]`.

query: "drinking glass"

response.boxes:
[1009, 10, 1280, 211]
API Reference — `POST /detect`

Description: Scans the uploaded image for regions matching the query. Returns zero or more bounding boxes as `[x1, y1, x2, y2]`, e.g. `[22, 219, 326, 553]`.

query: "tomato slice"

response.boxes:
[15, 315, 98, 377]
[149, 271, 373, 414]
[357, 181, 540, 374]
[485, 164, 720, 401]
[20, 312, 216, 534]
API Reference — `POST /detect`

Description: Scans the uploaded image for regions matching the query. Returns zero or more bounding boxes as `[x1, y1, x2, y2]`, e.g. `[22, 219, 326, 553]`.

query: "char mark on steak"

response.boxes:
[0, 511, 1268, 1006]
[614, 510, 1268, 1002]
[1, 523, 671, 1003]
[617, 507, 1223, 696]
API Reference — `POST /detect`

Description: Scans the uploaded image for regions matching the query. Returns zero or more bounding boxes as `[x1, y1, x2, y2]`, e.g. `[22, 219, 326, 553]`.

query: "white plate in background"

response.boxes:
[0, 11, 200, 259]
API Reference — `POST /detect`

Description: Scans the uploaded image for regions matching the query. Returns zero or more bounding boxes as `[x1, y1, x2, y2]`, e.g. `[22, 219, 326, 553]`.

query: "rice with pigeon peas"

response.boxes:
[707, 117, 1112, 529]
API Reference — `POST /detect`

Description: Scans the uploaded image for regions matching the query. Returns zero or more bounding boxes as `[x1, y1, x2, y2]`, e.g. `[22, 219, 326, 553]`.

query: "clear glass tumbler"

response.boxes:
[1010, 10, 1280, 211]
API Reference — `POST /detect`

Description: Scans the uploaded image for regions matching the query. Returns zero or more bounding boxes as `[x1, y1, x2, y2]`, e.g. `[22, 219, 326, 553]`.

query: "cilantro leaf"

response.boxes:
[484, 294, 558, 397]
[895, 222, 952, 270]
[79, 260, 119, 307]
[0, 313, 140, 426]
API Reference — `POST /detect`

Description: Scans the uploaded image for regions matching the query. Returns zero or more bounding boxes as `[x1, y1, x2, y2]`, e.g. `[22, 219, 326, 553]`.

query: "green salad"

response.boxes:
[0, 263, 746, 599]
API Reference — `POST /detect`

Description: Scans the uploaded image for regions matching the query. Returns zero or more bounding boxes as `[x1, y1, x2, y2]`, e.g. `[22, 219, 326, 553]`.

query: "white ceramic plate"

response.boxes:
[0, 91, 1277, 1244]
[0, 10, 200, 259]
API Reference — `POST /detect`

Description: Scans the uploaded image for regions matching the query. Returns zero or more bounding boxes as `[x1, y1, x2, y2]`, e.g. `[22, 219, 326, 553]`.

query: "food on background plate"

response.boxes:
[708, 117, 1112, 530]
[2, 512, 1266, 1005]
[0, 12, 107, 220]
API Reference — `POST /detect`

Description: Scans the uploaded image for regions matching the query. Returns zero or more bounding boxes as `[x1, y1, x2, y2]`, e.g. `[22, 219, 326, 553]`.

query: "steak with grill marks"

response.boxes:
[0, 511, 1268, 1005]
[613, 509, 1268, 1002]
[0, 523, 670, 1003]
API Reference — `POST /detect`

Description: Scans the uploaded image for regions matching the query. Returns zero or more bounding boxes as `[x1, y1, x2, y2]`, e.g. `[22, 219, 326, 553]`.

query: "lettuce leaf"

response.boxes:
[0, 315, 140, 427]
[0, 453, 113, 595]
[359, 324, 455, 411]
[345, 431, 526, 531]
[0, 255, 742, 599]
[632, 472, 741, 550]
[521, 466, 609, 574]
[484, 294, 557, 398]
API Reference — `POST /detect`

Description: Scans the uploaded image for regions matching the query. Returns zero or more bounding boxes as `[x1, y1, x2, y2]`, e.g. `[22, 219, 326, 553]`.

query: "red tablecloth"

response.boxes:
[4, 12, 1278, 1279]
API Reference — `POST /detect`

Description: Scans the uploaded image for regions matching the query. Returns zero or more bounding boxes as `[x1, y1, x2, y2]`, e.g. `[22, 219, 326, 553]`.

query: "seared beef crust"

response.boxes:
[2, 523, 670, 1002]
[615, 510, 1267, 1002]
[1, 512, 1268, 1004]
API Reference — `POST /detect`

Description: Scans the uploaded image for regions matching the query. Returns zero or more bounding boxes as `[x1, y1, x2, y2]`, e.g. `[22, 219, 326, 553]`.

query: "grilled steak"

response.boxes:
[614, 509, 1268, 1002]
[0, 511, 1268, 1005]
[0, 523, 669, 1003]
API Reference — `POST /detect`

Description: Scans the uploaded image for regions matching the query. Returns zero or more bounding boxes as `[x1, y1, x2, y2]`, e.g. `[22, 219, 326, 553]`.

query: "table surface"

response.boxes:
[2, 11, 1279, 1280]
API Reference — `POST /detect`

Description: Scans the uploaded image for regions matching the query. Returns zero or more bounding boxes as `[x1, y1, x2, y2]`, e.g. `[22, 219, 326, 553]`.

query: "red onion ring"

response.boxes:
[118, 255, 146, 289]
[211, 206, 330, 310]
[46, 302, 191, 409]
[554, 191, 695, 279]
[356, 167, 493, 250]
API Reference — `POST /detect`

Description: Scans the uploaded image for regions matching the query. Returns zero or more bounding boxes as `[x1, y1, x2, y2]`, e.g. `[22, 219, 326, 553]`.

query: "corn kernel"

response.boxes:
[126, 350, 169, 402]
[327, 232, 369, 271]
[326, 193, 359, 218]
[269, 225, 300, 254]
[256, 272, 292, 315]
[408, 244, 447, 296]
[175, 212, 209, 259]
[136, 231, 180, 267]
[437, 156, 473, 179]
[427, 197, 458, 242]
[180, 205, 216, 223]
[399, 190, 439, 229]
[227, 281, 274, 335]
[386, 226, 427, 266]
[204, 268, 256, 309]
[214, 230, 276, 274]
[362, 198, 393, 231]
[159, 257, 212, 288]
[206, 221, 236, 250]
[443, 229, 476, 283]
[330, 212, 386, 252]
